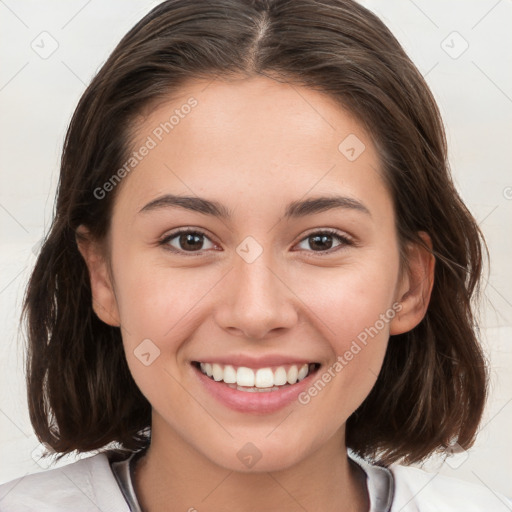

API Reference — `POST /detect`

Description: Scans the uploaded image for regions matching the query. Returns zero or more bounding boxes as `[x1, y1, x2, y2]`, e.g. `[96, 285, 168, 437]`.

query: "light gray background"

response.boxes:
[1, 0, 511, 502]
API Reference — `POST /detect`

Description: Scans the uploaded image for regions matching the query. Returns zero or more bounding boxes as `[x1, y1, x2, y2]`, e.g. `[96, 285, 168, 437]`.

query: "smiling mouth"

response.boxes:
[192, 361, 321, 392]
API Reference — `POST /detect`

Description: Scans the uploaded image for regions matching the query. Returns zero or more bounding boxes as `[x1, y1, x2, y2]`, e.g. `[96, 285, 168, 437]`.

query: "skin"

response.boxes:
[77, 75, 434, 512]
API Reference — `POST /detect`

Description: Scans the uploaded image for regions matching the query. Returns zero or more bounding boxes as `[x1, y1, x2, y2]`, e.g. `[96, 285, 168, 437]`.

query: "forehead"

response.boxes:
[114, 75, 391, 222]
[135, 75, 369, 161]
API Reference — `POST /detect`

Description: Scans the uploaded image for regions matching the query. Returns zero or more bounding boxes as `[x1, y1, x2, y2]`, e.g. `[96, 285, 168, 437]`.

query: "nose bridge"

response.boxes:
[234, 233, 279, 294]
[236, 247, 279, 302]
[215, 237, 298, 338]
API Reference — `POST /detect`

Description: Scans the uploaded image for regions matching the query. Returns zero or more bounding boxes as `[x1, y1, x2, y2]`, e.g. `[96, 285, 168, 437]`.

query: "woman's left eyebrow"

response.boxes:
[138, 194, 371, 219]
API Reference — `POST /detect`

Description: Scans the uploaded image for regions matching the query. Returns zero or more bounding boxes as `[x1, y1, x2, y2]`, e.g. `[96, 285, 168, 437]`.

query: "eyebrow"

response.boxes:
[138, 194, 371, 219]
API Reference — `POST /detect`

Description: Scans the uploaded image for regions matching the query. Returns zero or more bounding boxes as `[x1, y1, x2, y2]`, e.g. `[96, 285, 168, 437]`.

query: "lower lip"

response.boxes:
[192, 364, 319, 414]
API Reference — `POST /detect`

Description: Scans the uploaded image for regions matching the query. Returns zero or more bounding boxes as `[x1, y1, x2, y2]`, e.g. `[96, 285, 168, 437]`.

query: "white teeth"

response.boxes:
[212, 363, 223, 381]
[201, 362, 213, 377]
[255, 368, 274, 388]
[287, 365, 298, 384]
[223, 365, 237, 384]
[198, 362, 314, 388]
[297, 364, 309, 381]
[226, 384, 284, 392]
[236, 367, 255, 387]
[274, 366, 288, 386]
[239, 385, 258, 392]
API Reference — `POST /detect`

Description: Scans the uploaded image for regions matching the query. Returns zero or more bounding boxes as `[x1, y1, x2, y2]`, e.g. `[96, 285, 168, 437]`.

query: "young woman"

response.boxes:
[1, 1, 510, 511]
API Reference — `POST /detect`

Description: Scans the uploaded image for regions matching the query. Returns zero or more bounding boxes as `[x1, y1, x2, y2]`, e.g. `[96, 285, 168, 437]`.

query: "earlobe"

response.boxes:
[390, 232, 435, 336]
[75, 226, 121, 327]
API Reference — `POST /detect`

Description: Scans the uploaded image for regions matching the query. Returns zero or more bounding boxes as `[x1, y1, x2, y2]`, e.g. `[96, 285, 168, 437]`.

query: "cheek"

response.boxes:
[293, 262, 399, 415]
[111, 249, 225, 393]
[111, 243, 214, 336]
[298, 257, 399, 345]
[329, 280, 396, 355]
[114, 259, 209, 413]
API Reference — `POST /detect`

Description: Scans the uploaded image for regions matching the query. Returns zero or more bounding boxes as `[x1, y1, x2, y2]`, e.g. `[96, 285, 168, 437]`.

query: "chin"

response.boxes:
[202, 436, 313, 474]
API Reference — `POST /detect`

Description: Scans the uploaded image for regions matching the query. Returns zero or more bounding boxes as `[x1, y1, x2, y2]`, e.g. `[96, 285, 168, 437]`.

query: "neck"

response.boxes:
[132, 417, 368, 512]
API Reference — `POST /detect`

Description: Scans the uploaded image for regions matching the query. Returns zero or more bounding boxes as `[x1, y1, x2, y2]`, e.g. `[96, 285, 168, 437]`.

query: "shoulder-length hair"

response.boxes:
[24, 0, 487, 465]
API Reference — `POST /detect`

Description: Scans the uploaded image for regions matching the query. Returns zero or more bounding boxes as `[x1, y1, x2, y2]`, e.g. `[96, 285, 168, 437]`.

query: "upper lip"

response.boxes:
[192, 354, 320, 369]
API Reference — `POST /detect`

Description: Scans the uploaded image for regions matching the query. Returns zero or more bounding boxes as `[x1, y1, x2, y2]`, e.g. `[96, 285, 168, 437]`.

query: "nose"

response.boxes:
[214, 248, 299, 340]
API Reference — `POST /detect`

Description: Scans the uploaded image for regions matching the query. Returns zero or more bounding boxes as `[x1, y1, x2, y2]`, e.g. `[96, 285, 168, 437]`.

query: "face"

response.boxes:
[80, 75, 431, 473]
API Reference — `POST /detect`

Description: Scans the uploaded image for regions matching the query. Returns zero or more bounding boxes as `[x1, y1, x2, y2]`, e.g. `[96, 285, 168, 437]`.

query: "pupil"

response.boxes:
[310, 234, 332, 251]
[181, 233, 203, 251]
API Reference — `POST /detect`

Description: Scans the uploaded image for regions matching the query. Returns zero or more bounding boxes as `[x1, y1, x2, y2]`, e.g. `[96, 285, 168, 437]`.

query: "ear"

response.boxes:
[390, 232, 435, 335]
[75, 225, 120, 327]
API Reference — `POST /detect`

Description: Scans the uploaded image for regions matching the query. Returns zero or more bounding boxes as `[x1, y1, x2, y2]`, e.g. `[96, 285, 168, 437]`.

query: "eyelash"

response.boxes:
[158, 227, 354, 256]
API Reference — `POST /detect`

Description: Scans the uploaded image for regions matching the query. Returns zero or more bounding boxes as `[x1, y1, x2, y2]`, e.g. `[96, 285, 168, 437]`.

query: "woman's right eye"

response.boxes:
[160, 229, 216, 254]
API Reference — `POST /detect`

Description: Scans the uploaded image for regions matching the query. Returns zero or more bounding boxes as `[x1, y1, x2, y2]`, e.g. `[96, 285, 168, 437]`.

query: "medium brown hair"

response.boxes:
[24, 0, 488, 465]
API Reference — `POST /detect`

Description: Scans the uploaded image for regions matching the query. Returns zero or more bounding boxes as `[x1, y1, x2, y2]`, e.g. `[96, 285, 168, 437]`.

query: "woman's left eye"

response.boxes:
[295, 230, 353, 253]
[159, 228, 353, 255]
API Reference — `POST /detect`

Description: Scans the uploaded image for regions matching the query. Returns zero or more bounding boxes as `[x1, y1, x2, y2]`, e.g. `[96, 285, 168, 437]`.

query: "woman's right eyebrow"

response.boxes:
[138, 194, 372, 219]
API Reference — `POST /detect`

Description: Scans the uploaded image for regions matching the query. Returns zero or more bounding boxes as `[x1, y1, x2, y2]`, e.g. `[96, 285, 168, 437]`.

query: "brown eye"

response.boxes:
[161, 230, 215, 253]
[295, 230, 353, 253]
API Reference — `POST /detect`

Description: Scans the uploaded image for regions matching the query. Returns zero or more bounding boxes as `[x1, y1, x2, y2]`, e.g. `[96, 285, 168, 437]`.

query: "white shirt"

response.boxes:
[0, 449, 510, 511]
